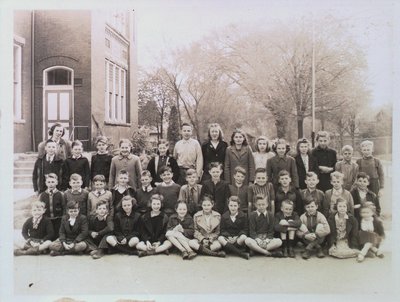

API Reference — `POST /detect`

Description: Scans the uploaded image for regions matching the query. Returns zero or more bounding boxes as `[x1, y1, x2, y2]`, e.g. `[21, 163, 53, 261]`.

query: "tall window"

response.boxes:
[14, 44, 22, 121]
[105, 60, 127, 123]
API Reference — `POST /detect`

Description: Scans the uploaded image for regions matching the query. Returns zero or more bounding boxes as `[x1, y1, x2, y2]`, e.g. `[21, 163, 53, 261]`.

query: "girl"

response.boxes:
[357, 203, 385, 262]
[136, 194, 172, 257]
[86, 200, 114, 259]
[327, 198, 359, 259]
[37, 123, 72, 160]
[218, 196, 249, 259]
[91, 136, 113, 187]
[188, 196, 225, 257]
[201, 123, 228, 182]
[294, 138, 317, 190]
[106, 196, 141, 255]
[224, 129, 255, 185]
[252, 136, 274, 170]
[109, 139, 142, 191]
[166, 202, 196, 260]
[62, 140, 90, 190]
[147, 139, 180, 186]
[267, 138, 299, 190]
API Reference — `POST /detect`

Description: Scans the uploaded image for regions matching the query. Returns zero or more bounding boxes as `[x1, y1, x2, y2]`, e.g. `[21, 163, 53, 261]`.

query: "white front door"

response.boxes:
[44, 90, 73, 140]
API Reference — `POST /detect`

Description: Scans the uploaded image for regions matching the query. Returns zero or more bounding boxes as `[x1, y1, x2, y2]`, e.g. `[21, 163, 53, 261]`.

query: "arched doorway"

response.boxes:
[42, 66, 74, 140]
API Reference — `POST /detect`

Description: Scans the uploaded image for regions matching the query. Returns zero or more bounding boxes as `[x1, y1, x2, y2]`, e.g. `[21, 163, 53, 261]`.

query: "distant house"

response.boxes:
[13, 10, 138, 152]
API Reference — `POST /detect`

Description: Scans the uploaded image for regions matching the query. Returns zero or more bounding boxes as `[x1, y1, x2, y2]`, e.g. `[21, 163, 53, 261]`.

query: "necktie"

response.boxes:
[190, 187, 195, 203]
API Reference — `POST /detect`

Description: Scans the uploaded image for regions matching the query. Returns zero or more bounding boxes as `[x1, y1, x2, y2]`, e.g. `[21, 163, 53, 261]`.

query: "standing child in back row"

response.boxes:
[91, 136, 113, 187]
[252, 136, 274, 170]
[356, 140, 384, 196]
[294, 138, 316, 190]
[62, 140, 90, 190]
[228, 167, 249, 215]
[335, 145, 359, 191]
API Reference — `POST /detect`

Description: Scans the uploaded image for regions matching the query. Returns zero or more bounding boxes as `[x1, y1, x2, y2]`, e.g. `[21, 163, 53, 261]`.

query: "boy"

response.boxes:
[173, 123, 203, 185]
[39, 173, 65, 239]
[275, 170, 303, 215]
[300, 172, 325, 209]
[111, 170, 136, 214]
[245, 196, 283, 257]
[335, 145, 359, 191]
[154, 166, 181, 216]
[135, 170, 154, 215]
[62, 140, 90, 190]
[64, 174, 89, 217]
[14, 201, 54, 256]
[32, 140, 64, 194]
[248, 167, 275, 213]
[200, 162, 230, 214]
[274, 200, 301, 258]
[356, 140, 384, 196]
[49, 200, 89, 256]
[178, 168, 202, 216]
[297, 199, 331, 259]
[91, 136, 113, 185]
[87, 175, 113, 216]
[350, 172, 381, 221]
[323, 171, 354, 218]
[310, 131, 337, 192]
[228, 166, 249, 215]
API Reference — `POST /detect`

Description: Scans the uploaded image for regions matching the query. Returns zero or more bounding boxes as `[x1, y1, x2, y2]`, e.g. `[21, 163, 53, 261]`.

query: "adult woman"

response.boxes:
[37, 123, 72, 160]
[201, 123, 228, 182]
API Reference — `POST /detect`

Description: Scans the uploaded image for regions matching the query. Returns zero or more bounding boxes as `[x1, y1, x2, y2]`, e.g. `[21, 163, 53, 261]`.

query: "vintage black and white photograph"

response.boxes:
[1, 0, 398, 301]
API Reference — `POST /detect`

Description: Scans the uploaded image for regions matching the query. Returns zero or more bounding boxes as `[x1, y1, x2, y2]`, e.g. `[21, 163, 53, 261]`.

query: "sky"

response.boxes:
[133, 0, 397, 108]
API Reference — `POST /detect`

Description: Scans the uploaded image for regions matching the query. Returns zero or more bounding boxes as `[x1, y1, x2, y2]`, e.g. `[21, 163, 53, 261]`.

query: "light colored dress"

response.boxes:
[329, 215, 358, 259]
[253, 152, 275, 170]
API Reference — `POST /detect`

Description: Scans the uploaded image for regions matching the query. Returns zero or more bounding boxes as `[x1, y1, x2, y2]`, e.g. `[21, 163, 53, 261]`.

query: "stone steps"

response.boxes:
[14, 153, 37, 189]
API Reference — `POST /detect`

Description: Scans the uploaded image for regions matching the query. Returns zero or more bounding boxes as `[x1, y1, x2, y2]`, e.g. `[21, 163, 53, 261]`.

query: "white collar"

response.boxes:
[71, 188, 82, 194]
[335, 213, 349, 220]
[94, 189, 106, 196]
[161, 181, 175, 187]
[142, 186, 153, 192]
[46, 188, 58, 194]
[72, 155, 82, 159]
[256, 210, 268, 216]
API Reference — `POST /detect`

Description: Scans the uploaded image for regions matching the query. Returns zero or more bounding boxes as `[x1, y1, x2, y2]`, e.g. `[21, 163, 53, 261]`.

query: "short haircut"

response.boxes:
[305, 171, 318, 179]
[45, 139, 57, 146]
[95, 200, 109, 210]
[360, 140, 374, 148]
[330, 171, 344, 181]
[159, 165, 173, 175]
[48, 123, 65, 137]
[336, 197, 347, 206]
[272, 138, 290, 154]
[356, 172, 370, 180]
[175, 201, 188, 210]
[150, 194, 164, 206]
[228, 195, 241, 206]
[141, 170, 152, 178]
[185, 168, 197, 177]
[66, 200, 79, 210]
[316, 131, 330, 141]
[181, 122, 192, 129]
[341, 145, 353, 153]
[71, 140, 83, 149]
[207, 123, 224, 141]
[201, 195, 214, 205]
[157, 139, 170, 156]
[255, 167, 267, 175]
[281, 200, 294, 208]
[278, 170, 290, 178]
[255, 195, 267, 204]
[31, 200, 46, 210]
[229, 129, 248, 146]
[45, 173, 58, 181]
[304, 198, 317, 207]
[119, 138, 132, 148]
[120, 195, 137, 207]
[233, 166, 247, 176]
[95, 135, 108, 146]
[254, 136, 270, 152]
[70, 173, 82, 181]
[208, 162, 223, 171]
[92, 174, 106, 183]
[118, 169, 129, 177]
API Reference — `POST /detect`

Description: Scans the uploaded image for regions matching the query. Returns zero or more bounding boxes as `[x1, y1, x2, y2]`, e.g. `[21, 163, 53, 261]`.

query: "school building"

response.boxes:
[13, 10, 138, 153]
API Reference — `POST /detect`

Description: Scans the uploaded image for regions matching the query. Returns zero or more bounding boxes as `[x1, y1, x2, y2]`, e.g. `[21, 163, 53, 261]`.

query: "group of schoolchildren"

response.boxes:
[15, 122, 385, 263]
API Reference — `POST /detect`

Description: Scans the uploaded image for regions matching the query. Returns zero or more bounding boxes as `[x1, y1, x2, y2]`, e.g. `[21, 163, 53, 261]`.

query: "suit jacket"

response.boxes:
[140, 211, 169, 243]
[147, 155, 180, 185]
[248, 210, 275, 239]
[32, 155, 64, 193]
[167, 213, 194, 238]
[224, 145, 255, 185]
[200, 179, 230, 214]
[294, 153, 317, 189]
[59, 214, 89, 243]
[220, 211, 248, 237]
[327, 213, 359, 249]
[193, 210, 221, 242]
[274, 211, 301, 233]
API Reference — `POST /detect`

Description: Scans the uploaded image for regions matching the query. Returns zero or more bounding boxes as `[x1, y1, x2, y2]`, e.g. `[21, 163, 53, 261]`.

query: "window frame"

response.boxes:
[13, 43, 23, 123]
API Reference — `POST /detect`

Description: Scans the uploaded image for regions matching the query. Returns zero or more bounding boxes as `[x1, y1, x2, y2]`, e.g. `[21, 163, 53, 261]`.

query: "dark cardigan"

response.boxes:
[22, 216, 55, 242]
[58, 214, 89, 243]
[327, 213, 359, 249]
[91, 153, 113, 183]
[88, 214, 114, 236]
[294, 153, 317, 190]
[274, 211, 301, 233]
[62, 156, 90, 189]
[139, 211, 169, 243]
[220, 211, 248, 237]
[167, 213, 195, 239]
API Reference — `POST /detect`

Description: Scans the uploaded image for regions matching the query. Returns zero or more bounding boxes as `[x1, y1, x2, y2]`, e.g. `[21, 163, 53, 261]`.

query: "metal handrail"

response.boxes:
[69, 125, 90, 143]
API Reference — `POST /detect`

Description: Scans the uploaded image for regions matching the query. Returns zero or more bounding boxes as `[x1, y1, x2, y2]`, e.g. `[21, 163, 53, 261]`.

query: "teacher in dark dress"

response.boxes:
[201, 123, 228, 182]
